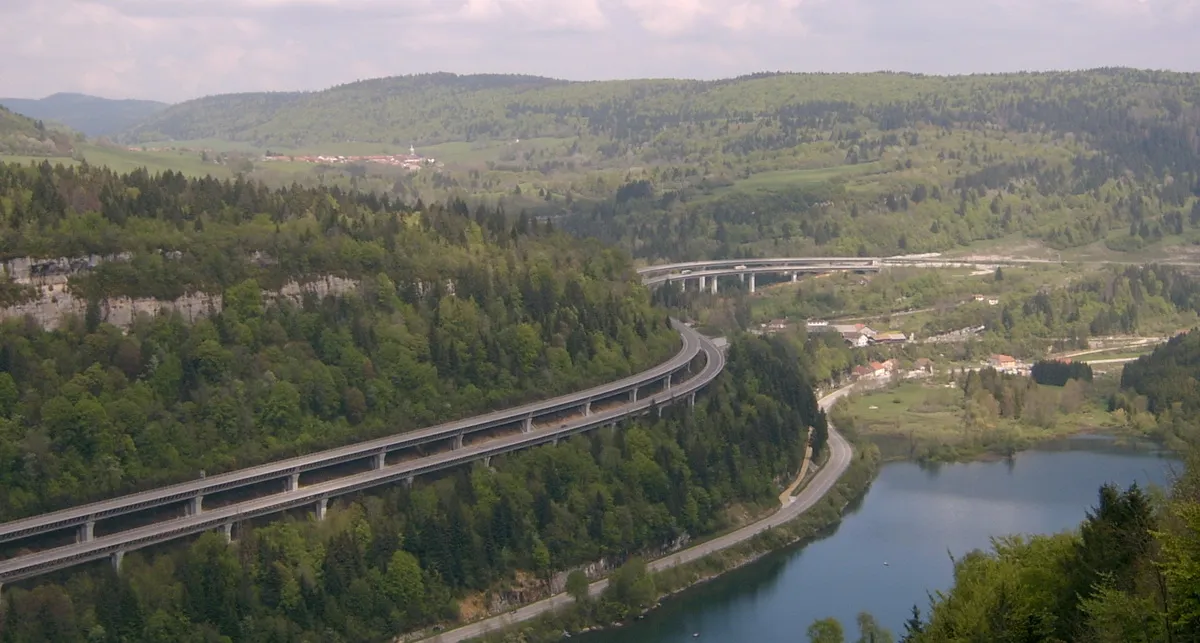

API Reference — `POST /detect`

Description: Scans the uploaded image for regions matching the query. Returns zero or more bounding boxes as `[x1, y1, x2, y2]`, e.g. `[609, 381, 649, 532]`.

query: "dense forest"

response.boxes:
[0, 334, 827, 643]
[0, 161, 682, 521]
[1118, 330, 1200, 440]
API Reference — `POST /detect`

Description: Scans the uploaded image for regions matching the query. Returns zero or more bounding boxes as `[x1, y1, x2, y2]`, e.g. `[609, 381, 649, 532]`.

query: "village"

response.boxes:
[260, 146, 437, 170]
[755, 316, 1032, 384]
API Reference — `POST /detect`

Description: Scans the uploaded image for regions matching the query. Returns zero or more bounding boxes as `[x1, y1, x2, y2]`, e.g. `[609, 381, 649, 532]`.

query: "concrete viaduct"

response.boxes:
[0, 319, 722, 589]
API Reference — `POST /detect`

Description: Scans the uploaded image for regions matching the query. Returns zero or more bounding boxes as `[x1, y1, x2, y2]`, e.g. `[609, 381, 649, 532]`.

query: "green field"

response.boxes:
[840, 381, 1125, 462]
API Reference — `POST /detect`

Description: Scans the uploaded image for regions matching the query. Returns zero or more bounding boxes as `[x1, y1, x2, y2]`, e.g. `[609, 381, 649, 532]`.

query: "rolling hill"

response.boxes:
[106, 69, 1200, 262]
[0, 92, 168, 137]
[0, 104, 76, 157]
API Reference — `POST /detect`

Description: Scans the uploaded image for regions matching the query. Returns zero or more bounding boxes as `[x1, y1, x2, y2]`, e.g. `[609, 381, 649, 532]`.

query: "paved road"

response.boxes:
[0, 321, 702, 545]
[0, 330, 724, 586]
[421, 384, 858, 643]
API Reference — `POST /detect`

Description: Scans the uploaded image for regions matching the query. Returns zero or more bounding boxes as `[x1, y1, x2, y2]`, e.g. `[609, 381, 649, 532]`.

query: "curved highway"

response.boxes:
[0, 320, 701, 545]
[0, 322, 723, 586]
[422, 383, 857, 643]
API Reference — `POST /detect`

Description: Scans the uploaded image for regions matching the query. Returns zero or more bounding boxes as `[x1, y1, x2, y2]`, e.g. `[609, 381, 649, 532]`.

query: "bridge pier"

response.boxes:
[187, 495, 203, 516]
[404, 475, 414, 488]
[286, 472, 300, 492]
[453, 433, 464, 450]
[583, 399, 591, 416]
[749, 273, 756, 293]
[375, 450, 386, 469]
[699, 275, 706, 291]
[77, 518, 95, 543]
[710, 277, 718, 294]
[221, 522, 233, 543]
[522, 415, 533, 433]
[791, 272, 798, 282]
[484, 455, 492, 468]
[630, 387, 638, 403]
[689, 392, 696, 408]
[315, 497, 328, 521]
[111, 550, 125, 573]
[663, 374, 671, 390]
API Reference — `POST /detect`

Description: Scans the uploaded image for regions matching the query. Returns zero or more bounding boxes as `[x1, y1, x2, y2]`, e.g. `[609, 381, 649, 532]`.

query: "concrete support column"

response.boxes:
[630, 387, 638, 403]
[77, 519, 95, 543]
[710, 277, 718, 294]
[221, 522, 233, 543]
[522, 415, 533, 433]
[699, 275, 707, 291]
[188, 495, 203, 516]
[453, 433, 464, 450]
[404, 475, 414, 488]
[287, 472, 300, 492]
[315, 497, 328, 521]
[791, 272, 798, 282]
[374, 450, 386, 469]
[689, 392, 696, 408]
[583, 399, 591, 416]
[663, 373, 672, 390]
[111, 550, 125, 573]
[749, 273, 756, 293]
[484, 455, 492, 468]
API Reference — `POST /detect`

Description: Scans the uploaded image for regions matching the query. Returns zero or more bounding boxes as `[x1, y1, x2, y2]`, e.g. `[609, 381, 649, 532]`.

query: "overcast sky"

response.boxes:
[2, 0, 1199, 103]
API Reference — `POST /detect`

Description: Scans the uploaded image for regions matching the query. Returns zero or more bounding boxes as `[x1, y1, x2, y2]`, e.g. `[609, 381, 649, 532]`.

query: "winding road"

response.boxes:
[421, 384, 858, 643]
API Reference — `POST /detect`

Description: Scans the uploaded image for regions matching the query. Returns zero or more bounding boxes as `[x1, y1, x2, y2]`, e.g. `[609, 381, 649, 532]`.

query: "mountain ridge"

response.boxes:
[114, 67, 1200, 149]
[0, 92, 169, 137]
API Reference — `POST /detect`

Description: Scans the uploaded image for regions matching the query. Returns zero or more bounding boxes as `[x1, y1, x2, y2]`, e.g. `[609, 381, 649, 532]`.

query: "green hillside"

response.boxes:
[116, 69, 1200, 262]
[121, 73, 566, 146]
[0, 105, 76, 157]
[0, 93, 168, 137]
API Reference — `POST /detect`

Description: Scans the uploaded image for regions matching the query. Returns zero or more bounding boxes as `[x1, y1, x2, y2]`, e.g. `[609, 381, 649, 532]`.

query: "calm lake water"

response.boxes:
[581, 436, 1178, 643]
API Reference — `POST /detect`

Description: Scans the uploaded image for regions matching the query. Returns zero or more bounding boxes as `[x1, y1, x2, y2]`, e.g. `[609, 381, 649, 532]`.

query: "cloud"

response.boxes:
[0, 0, 1197, 103]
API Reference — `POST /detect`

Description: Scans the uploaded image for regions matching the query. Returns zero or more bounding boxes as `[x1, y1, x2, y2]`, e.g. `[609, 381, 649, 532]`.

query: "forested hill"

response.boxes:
[124, 69, 1200, 154]
[121, 73, 568, 145]
[120, 69, 1200, 261]
[0, 333, 826, 642]
[0, 106, 75, 157]
[0, 93, 169, 137]
[0, 160, 679, 520]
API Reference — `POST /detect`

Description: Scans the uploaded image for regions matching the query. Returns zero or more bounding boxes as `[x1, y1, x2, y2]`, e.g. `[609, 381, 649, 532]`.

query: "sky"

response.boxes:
[2, 0, 1199, 103]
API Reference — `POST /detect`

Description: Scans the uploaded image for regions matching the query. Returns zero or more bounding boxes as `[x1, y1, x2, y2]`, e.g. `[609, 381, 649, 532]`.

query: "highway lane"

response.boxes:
[0, 320, 701, 544]
[636, 257, 878, 277]
[640, 263, 881, 286]
[0, 328, 724, 585]
[423, 382, 857, 643]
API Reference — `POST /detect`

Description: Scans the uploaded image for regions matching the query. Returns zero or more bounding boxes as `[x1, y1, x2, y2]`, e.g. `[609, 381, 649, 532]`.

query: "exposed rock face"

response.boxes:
[0, 255, 360, 330]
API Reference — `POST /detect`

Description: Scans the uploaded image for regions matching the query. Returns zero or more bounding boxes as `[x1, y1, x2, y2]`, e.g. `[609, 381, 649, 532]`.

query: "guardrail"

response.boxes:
[0, 322, 723, 586]
[0, 320, 700, 545]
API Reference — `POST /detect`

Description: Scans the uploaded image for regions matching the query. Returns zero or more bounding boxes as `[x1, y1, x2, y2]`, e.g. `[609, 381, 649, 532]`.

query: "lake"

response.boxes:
[580, 436, 1178, 642]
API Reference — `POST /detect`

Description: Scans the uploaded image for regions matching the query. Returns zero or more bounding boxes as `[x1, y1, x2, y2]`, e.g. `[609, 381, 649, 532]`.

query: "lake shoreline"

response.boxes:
[570, 428, 1175, 641]
[460, 437, 881, 642]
